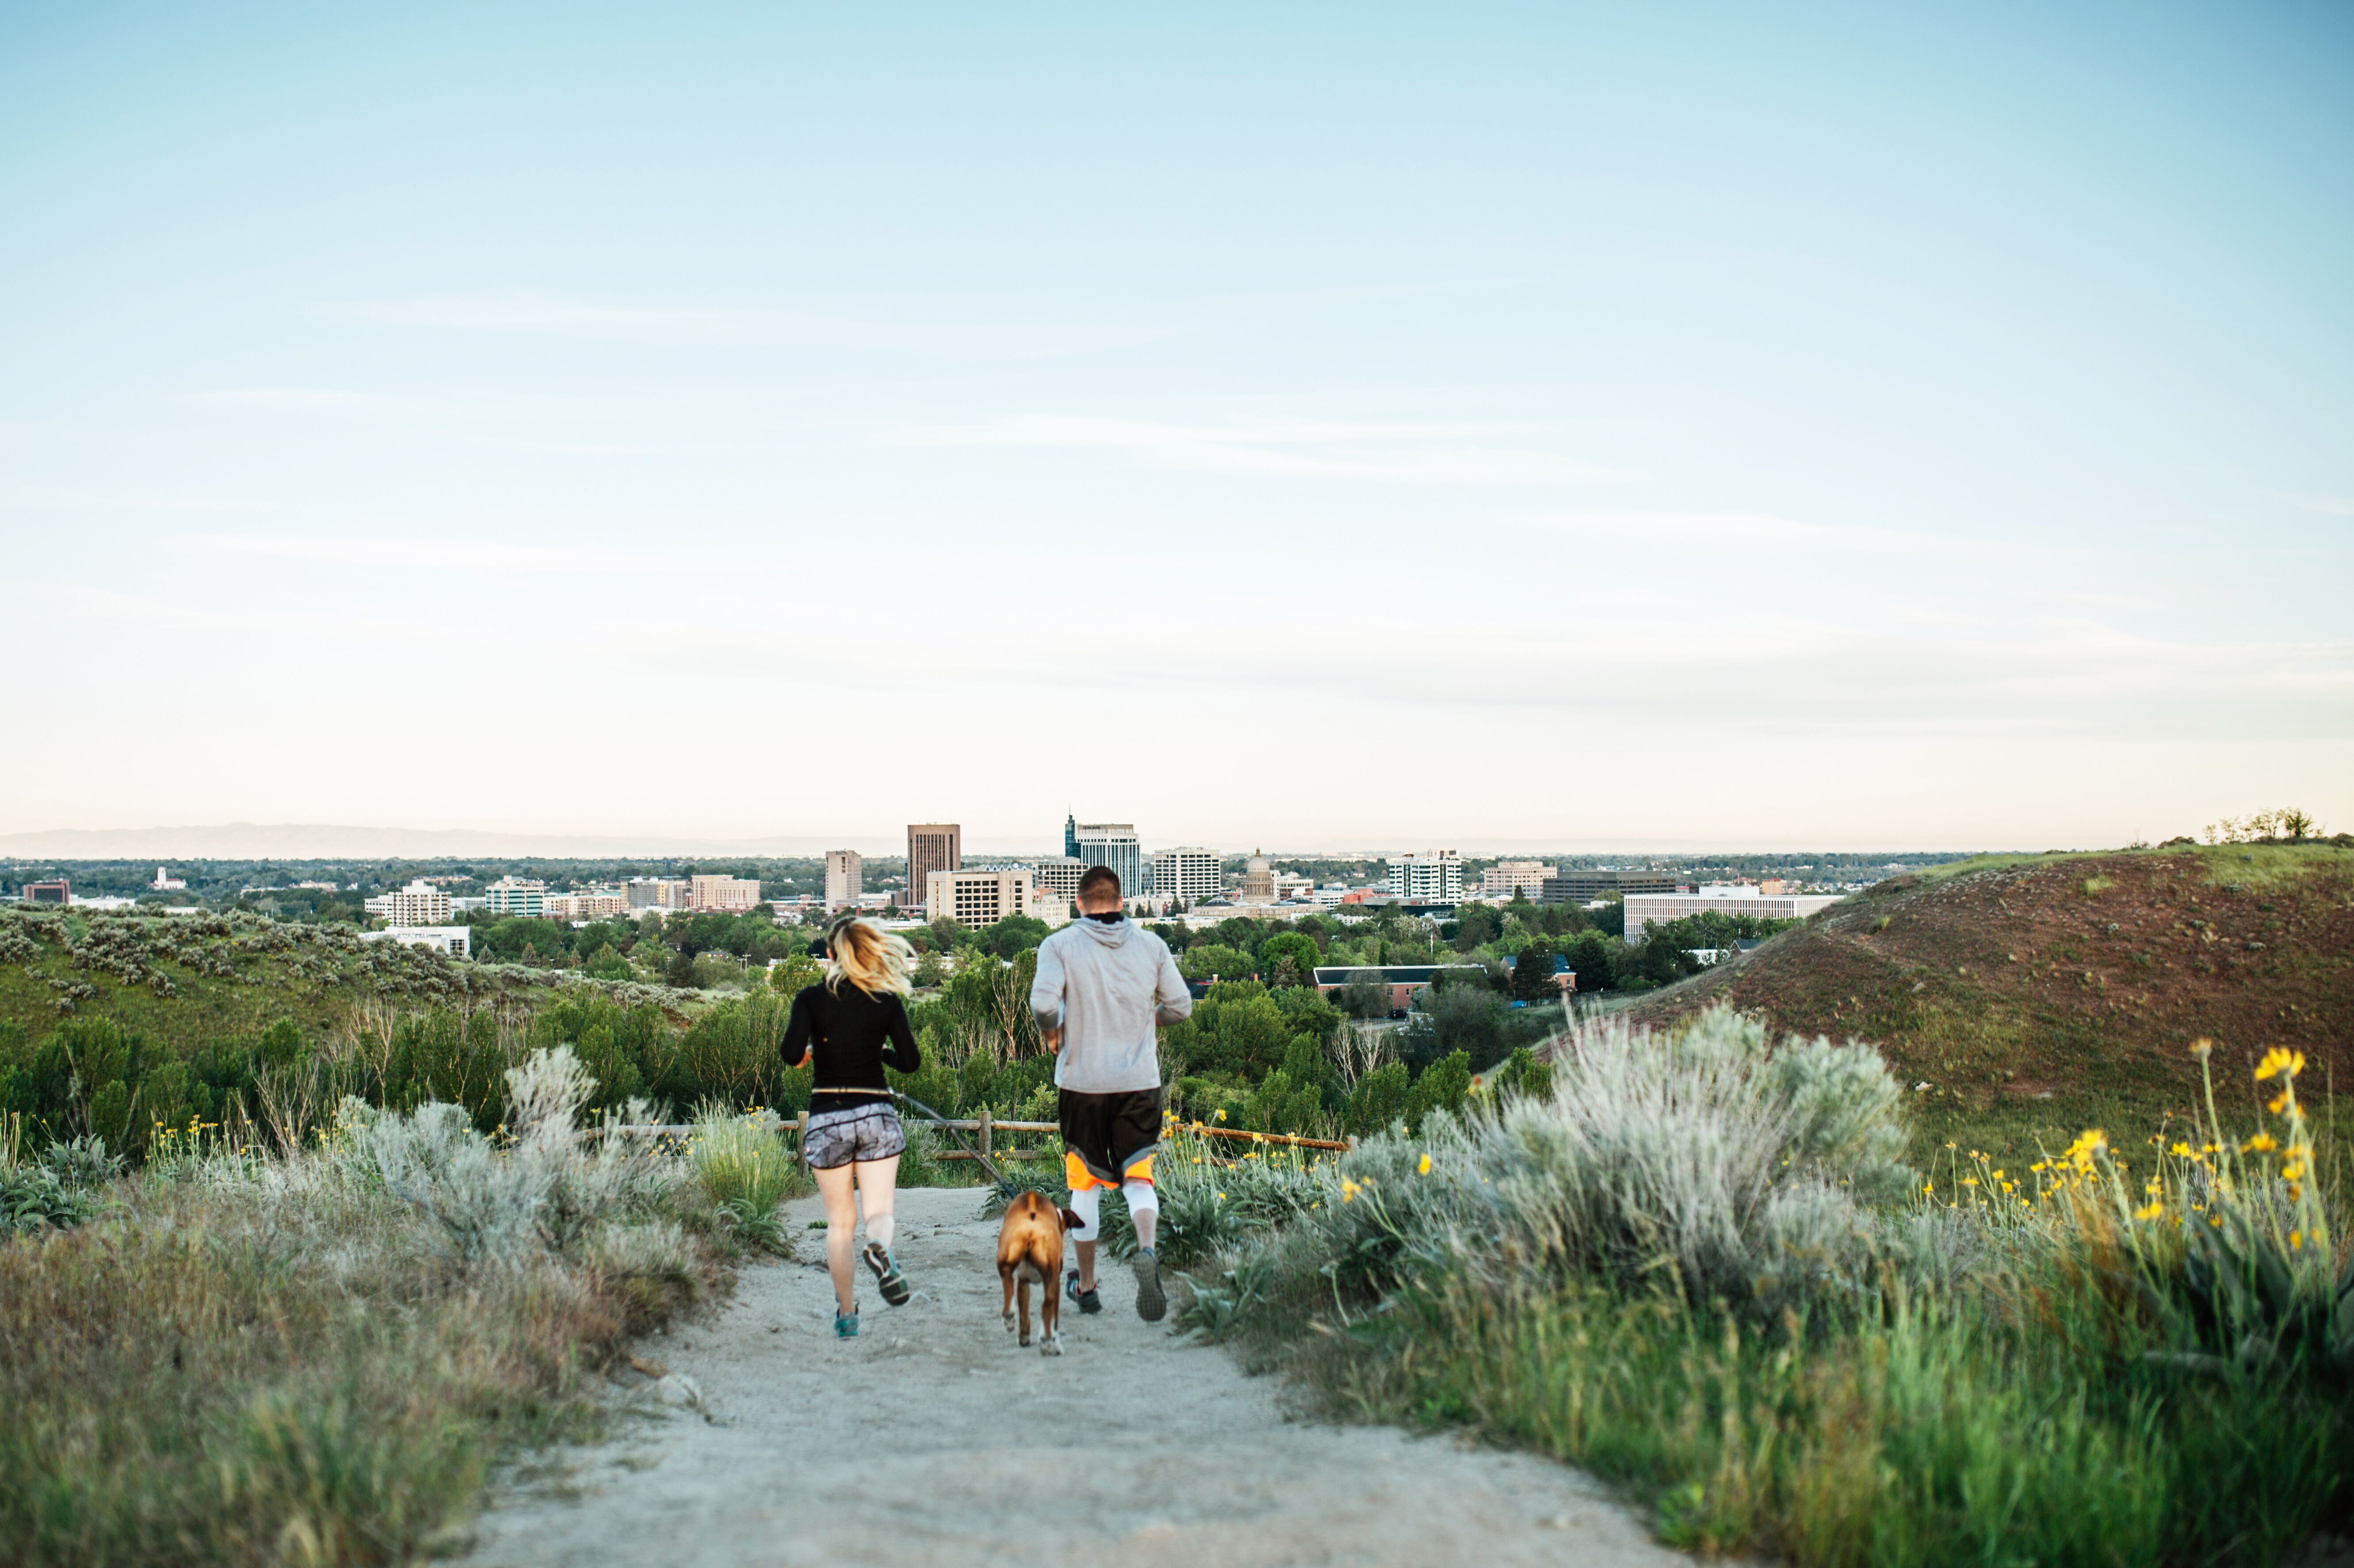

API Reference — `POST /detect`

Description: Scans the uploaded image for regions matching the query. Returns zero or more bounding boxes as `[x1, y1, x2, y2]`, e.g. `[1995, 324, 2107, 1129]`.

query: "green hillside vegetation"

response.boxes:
[1620, 838, 2354, 1167]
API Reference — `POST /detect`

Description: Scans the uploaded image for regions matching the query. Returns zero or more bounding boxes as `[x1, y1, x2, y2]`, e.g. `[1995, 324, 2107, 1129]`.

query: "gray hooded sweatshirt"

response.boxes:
[1029, 916, 1193, 1094]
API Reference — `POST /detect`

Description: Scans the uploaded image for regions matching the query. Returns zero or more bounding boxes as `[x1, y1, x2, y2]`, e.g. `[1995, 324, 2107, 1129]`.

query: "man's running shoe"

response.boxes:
[1065, 1269, 1102, 1315]
[1132, 1248, 1166, 1322]
[834, 1308, 859, 1339]
[863, 1243, 911, 1307]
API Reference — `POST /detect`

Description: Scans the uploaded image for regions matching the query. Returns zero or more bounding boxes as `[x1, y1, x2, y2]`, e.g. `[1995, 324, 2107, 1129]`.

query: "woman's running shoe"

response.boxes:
[1065, 1270, 1102, 1315]
[834, 1308, 859, 1339]
[1132, 1248, 1166, 1322]
[863, 1243, 911, 1306]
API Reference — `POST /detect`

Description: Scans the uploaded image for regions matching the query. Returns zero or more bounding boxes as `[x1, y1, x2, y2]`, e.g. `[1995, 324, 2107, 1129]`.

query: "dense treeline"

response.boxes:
[0, 890, 1818, 1162]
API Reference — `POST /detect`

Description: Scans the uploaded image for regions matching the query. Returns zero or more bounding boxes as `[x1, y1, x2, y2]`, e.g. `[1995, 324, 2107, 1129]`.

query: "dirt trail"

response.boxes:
[461, 1186, 1694, 1568]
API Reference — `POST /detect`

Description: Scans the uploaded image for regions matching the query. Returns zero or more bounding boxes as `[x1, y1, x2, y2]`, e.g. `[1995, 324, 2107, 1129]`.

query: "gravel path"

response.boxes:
[460, 1186, 1695, 1568]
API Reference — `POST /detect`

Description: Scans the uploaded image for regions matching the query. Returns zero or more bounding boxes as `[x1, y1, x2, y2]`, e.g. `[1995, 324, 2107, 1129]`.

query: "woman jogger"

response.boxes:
[782, 915, 921, 1338]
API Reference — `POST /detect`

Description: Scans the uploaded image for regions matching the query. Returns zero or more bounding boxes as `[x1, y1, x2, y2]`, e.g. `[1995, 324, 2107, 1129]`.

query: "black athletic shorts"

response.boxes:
[1058, 1086, 1163, 1188]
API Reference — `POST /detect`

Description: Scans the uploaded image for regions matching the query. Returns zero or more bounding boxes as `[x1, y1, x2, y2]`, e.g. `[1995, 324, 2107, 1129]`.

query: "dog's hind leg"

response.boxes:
[999, 1259, 1017, 1335]
[1038, 1249, 1064, 1356]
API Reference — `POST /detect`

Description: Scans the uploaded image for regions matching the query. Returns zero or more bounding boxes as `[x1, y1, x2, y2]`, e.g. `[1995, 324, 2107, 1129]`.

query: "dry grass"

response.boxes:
[0, 1049, 724, 1567]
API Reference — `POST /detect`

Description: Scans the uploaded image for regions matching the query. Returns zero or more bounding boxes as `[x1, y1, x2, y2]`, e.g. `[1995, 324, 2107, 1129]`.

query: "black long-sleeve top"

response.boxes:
[782, 983, 920, 1113]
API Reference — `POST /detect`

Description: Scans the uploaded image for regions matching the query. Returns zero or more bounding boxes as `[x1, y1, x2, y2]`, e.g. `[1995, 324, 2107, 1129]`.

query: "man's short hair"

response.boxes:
[1078, 865, 1122, 900]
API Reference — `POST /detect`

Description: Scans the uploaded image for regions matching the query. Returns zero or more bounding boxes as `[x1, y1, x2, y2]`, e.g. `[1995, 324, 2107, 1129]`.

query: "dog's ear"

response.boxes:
[1059, 1208, 1083, 1231]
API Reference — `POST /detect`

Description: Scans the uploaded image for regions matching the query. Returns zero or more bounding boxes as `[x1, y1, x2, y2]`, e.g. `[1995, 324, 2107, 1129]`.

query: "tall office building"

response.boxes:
[1063, 813, 1079, 859]
[927, 867, 1034, 926]
[907, 823, 961, 910]
[1479, 861, 1558, 901]
[364, 880, 453, 927]
[1151, 847, 1222, 905]
[1540, 868, 1684, 905]
[824, 850, 863, 911]
[689, 874, 763, 913]
[627, 877, 690, 909]
[484, 877, 547, 917]
[1030, 856, 1085, 907]
[1385, 849, 1464, 903]
[1071, 822, 1143, 900]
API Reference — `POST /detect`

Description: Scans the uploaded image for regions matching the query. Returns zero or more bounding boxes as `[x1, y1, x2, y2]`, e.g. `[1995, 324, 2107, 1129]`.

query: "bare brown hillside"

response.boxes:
[1614, 841, 2354, 1160]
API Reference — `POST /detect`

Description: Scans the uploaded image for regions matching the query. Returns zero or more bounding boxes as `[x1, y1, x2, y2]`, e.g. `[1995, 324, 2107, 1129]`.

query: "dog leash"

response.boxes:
[888, 1089, 1020, 1198]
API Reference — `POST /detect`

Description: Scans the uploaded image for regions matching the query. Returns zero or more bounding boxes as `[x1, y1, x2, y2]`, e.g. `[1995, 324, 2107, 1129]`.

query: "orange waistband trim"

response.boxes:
[1064, 1151, 1155, 1190]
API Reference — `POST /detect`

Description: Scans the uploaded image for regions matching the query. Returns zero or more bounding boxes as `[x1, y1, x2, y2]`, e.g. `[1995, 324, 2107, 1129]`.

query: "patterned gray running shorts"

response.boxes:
[802, 1102, 907, 1170]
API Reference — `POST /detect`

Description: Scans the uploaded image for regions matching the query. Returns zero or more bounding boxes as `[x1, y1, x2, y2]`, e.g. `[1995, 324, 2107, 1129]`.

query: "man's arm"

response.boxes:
[1029, 936, 1066, 1053]
[1152, 941, 1193, 1026]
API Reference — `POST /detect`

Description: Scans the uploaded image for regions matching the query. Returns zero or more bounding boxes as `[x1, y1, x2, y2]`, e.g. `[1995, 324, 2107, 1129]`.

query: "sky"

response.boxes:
[3, 1, 2349, 855]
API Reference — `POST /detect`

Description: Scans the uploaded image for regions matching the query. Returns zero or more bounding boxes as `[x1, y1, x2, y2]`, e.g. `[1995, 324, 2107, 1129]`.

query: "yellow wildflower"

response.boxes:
[2133, 1201, 2163, 1221]
[2254, 1047, 2305, 1082]
[1417, 1153, 1433, 1175]
[2245, 1132, 2278, 1153]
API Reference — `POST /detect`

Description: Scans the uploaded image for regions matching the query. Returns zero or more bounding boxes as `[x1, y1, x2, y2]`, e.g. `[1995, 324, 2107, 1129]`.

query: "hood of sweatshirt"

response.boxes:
[1076, 914, 1132, 948]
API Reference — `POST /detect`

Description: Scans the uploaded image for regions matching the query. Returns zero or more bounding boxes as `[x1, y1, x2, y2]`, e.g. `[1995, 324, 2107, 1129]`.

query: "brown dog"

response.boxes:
[996, 1190, 1082, 1355]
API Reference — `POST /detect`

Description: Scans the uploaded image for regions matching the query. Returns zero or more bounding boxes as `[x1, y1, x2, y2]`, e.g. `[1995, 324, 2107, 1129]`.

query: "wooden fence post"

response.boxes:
[978, 1106, 992, 1167]
[796, 1110, 809, 1177]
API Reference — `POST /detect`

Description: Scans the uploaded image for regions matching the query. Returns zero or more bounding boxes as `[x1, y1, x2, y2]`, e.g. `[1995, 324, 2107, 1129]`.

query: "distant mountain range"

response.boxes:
[0, 822, 2002, 863]
[0, 823, 897, 860]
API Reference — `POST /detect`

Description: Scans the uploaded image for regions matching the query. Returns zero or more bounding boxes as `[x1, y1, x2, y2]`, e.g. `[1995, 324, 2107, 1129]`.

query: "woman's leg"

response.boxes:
[852, 1155, 900, 1251]
[814, 1162, 860, 1316]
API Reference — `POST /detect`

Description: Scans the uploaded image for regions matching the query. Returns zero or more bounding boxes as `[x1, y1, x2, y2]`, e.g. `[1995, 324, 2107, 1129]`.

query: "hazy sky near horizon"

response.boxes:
[4, 2, 2349, 853]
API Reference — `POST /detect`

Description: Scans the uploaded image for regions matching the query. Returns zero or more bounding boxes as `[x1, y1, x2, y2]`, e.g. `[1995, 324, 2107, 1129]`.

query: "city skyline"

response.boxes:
[0, 817, 2042, 861]
[5, 5, 2347, 848]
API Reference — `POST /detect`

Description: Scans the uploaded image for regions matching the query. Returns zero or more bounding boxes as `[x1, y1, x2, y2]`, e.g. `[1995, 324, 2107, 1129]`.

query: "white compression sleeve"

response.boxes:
[1067, 1185, 1101, 1242]
[1121, 1177, 1158, 1219]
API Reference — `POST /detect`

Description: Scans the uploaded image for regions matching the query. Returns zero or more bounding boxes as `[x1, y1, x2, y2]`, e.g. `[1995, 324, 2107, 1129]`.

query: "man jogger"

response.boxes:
[1029, 864, 1192, 1320]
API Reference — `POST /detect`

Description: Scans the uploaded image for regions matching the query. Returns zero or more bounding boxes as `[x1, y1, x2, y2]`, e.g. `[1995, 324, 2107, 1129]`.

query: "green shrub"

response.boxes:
[687, 1105, 798, 1251]
[1198, 1006, 2351, 1565]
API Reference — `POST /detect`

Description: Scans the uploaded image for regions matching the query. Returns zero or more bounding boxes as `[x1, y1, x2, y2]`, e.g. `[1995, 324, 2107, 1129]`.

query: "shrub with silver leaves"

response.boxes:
[1280, 1006, 1912, 1319]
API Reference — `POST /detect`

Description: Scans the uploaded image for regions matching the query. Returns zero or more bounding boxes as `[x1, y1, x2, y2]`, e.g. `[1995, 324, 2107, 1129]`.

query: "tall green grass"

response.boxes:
[1217, 1007, 2351, 1566]
[688, 1104, 802, 1250]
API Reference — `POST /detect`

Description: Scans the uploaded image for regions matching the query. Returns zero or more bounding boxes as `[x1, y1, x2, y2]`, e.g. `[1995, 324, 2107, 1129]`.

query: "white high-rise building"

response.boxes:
[927, 867, 1035, 926]
[1151, 847, 1222, 905]
[824, 850, 863, 911]
[1385, 849, 1463, 903]
[484, 877, 547, 917]
[1072, 823, 1143, 901]
[689, 874, 763, 913]
[365, 879, 454, 927]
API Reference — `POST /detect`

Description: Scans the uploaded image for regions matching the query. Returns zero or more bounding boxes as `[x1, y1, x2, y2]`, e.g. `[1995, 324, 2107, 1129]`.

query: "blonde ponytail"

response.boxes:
[823, 916, 914, 998]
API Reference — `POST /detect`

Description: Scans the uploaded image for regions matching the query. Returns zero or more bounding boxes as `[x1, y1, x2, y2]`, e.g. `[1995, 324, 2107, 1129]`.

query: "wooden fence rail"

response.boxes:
[584, 1111, 1353, 1169]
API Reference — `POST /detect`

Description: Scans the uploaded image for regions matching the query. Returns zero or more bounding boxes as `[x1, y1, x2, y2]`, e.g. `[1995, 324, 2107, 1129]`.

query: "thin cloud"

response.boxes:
[192, 387, 378, 410]
[2272, 491, 2354, 517]
[927, 414, 1621, 483]
[1542, 509, 1839, 543]
[203, 535, 667, 574]
[321, 291, 1177, 359]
